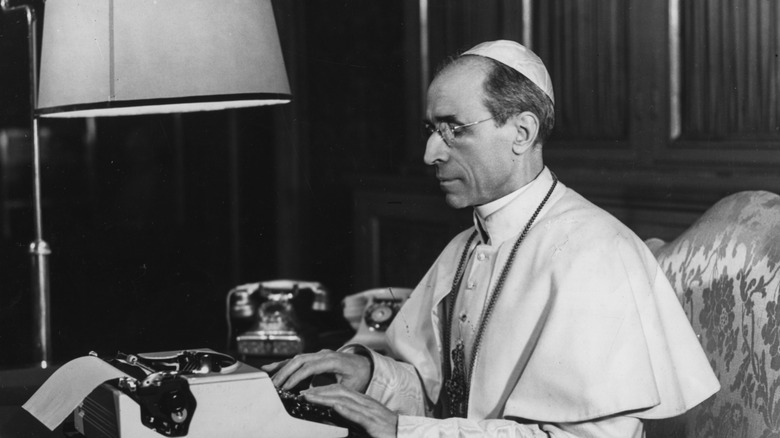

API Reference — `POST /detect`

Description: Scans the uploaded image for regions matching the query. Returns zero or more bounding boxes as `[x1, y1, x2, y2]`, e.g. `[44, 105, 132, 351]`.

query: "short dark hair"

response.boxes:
[479, 57, 555, 144]
[434, 55, 555, 145]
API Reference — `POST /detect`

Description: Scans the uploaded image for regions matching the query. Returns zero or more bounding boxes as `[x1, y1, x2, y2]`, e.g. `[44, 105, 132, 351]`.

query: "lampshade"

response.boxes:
[36, 0, 291, 118]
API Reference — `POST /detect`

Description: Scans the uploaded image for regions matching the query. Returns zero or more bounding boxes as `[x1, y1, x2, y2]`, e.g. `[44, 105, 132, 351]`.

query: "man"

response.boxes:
[263, 40, 719, 437]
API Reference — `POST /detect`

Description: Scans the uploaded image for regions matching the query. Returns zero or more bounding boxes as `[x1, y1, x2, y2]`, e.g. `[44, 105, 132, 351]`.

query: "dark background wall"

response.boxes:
[1, 0, 778, 369]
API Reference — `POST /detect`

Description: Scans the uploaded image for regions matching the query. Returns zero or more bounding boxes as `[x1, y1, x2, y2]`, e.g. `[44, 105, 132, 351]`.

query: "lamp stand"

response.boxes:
[2, 0, 52, 368]
[30, 117, 51, 368]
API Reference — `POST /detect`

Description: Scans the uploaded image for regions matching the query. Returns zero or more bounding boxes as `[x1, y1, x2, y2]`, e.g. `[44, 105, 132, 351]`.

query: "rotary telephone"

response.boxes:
[228, 280, 331, 357]
[342, 287, 412, 354]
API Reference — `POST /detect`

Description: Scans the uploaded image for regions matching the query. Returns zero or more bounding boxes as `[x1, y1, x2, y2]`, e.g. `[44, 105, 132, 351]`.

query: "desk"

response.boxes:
[0, 366, 68, 438]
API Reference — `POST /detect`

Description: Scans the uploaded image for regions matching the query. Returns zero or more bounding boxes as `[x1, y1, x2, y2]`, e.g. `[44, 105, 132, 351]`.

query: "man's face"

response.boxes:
[424, 60, 521, 209]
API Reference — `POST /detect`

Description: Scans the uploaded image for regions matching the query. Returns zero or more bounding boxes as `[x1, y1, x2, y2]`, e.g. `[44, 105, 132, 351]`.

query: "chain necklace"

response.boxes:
[442, 174, 558, 418]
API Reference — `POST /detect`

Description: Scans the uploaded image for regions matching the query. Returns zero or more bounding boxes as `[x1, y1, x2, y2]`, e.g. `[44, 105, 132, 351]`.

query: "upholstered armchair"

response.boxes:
[645, 190, 780, 438]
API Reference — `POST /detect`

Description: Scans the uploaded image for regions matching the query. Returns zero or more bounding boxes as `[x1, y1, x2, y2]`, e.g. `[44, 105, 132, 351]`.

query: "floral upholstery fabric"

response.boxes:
[645, 190, 780, 438]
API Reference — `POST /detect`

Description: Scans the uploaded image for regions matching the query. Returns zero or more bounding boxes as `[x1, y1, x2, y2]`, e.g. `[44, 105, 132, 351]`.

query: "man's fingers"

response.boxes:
[303, 384, 382, 417]
[268, 350, 338, 389]
[267, 354, 310, 388]
[259, 359, 287, 374]
[303, 388, 373, 422]
[260, 349, 370, 392]
[301, 383, 358, 401]
[303, 385, 397, 438]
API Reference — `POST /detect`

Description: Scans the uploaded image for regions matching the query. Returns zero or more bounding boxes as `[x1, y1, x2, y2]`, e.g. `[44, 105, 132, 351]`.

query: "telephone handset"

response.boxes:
[342, 287, 412, 354]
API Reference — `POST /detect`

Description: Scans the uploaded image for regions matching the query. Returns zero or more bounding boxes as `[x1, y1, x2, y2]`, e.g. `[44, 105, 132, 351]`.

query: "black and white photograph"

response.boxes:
[0, 1, 778, 437]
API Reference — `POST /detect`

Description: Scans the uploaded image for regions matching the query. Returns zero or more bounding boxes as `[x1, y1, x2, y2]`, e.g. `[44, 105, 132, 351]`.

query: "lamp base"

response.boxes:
[30, 239, 51, 368]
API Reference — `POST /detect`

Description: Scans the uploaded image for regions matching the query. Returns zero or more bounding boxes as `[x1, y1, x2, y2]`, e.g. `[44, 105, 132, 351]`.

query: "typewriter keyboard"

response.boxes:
[276, 387, 368, 438]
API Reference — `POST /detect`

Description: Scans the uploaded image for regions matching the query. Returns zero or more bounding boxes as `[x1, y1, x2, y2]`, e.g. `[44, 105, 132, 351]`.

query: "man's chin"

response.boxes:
[443, 193, 472, 209]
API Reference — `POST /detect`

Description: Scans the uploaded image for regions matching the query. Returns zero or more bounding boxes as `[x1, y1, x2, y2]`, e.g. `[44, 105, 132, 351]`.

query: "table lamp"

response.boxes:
[1, 0, 291, 368]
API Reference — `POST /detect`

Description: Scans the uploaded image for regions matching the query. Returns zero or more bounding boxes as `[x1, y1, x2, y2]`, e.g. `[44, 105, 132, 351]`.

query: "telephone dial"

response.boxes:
[342, 287, 412, 354]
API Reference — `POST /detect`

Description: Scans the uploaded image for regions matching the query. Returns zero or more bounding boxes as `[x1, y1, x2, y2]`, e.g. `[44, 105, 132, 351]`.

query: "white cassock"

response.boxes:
[344, 167, 719, 437]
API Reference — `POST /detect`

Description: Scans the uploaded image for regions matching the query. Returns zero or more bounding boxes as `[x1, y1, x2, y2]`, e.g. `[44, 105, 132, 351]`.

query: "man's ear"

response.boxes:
[511, 111, 540, 155]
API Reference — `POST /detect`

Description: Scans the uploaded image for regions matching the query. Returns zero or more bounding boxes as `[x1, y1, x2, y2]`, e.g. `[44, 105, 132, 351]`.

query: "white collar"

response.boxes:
[473, 167, 554, 246]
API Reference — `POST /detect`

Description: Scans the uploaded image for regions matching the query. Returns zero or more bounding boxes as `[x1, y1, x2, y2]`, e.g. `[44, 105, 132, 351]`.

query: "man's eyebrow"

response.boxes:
[425, 114, 462, 124]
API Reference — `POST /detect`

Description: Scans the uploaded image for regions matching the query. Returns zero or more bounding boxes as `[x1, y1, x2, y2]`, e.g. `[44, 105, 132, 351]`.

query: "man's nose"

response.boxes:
[423, 133, 448, 165]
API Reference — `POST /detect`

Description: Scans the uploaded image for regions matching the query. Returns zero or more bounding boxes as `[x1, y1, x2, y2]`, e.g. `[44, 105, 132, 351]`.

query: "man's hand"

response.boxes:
[301, 384, 398, 438]
[261, 349, 372, 393]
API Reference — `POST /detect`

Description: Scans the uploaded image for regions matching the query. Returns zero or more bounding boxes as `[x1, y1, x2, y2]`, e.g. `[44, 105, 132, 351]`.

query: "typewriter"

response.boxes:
[70, 349, 366, 438]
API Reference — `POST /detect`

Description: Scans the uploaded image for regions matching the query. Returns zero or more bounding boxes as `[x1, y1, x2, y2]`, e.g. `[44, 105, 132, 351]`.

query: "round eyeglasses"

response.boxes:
[423, 116, 494, 146]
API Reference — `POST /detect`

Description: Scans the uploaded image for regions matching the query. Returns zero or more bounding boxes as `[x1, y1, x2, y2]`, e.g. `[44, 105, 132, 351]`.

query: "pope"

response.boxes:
[263, 40, 719, 438]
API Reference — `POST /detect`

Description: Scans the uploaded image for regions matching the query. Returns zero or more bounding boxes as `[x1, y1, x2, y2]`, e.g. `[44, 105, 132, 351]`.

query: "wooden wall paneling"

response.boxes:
[664, 0, 780, 166]
[533, 0, 631, 142]
[403, 0, 425, 171]
[427, 0, 525, 81]
[627, 0, 668, 166]
[535, 0, 635, 165]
